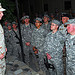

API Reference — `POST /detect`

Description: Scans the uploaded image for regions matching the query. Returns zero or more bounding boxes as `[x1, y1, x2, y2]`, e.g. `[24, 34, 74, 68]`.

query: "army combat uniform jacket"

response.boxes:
[66, 34, 75, 75]
[0, 24, 6, 75]
[44, 31, 65, 75]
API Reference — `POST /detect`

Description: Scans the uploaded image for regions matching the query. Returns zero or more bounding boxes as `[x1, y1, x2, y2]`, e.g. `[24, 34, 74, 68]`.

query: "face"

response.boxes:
[62, 17, 69, 24]
[0, 11, 4, 20]
[24, 18, 30, 24]
[5, 21, 8, 26]
[51, 23, 58, 30]
[12, 24, 17, 29]
[8, 26, 11, 30]
[35, 20, 41, 28]
[67, 24, 75, 34]
[51, 15, 54, 18]
[43, 16, 49, 23]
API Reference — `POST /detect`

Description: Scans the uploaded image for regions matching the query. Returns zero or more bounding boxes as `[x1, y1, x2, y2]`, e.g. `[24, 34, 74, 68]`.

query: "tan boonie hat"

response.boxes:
[0, 3, 6, 11]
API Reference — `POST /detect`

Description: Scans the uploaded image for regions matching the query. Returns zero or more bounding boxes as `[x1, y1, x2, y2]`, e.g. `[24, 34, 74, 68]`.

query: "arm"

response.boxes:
[0, 25, 6, 59]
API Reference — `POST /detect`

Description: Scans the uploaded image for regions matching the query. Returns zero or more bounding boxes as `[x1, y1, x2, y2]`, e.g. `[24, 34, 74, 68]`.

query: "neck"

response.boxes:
[9, 29, 11, 31]
[14, 28, 17, 31]
[44, 21, 48, 25]
[25, 23, 29, 25]
[70, 32, 75, 35]
[52, 29, 57, 33]
[37, 26, 40, 29]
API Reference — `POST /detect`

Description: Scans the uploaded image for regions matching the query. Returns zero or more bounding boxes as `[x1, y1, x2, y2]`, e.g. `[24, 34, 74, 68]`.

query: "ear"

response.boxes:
[67, 17, 69, 21]
[56, 25, 58, 28]
[40, 23, 42, 26]
[48, 18, 49, 21]
[73, 26, 75, 30]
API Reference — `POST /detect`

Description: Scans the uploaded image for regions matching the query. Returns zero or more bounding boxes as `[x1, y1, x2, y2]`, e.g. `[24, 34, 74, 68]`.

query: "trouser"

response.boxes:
[6, 44, 13, 58]
[0, 58, 6, 75]
[66, 62, 75, 75]
[48, 58, 64, 75]
[38, 50, 47, 72]
[13, 44, 21, 58]
[23, 45, 30, 65]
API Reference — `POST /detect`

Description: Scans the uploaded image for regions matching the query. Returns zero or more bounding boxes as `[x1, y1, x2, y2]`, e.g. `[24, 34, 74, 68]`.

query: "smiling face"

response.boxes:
[8, 26, 11, 30]
[51, 22, 58, 30]
[24, 18, 30, 24]
[43, 16, 49, 23]
[12, 24, 17, 29]
[0, 11, 4, 20]
[35, 20, 41, 28]
[62, 17, 69, 24]
[67, 24, 75, 34]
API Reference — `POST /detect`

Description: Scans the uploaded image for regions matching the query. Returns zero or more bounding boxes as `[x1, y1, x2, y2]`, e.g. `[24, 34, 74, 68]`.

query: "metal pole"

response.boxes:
[15, 0, 25, 63]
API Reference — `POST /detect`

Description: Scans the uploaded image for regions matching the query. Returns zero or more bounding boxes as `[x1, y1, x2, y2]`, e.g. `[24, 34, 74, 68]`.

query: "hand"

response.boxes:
[5, 48, 7, 52]
[33, 46, 36, 50]
[46, 53, 51, 60]
[25, 42, 30, 46]
[0, 54, 4, 59]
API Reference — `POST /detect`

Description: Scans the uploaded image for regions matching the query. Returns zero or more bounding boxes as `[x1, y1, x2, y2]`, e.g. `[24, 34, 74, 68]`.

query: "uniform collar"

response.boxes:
[70, 35, 75, 39]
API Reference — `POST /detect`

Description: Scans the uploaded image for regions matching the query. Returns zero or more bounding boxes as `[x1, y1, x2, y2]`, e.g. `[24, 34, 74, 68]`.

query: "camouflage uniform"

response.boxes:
[41, 22, 51, 33]
[3, 26, 8, 33]
[21, 23, 32, 64]
[5, 29, 13, 58]
[44, 31, 65, 75]
[66, 34, 75, 75]
[31, 27, 48, 71]
[12, 28, 21, 58]
[59, 24, 67, 36]
[64, 19, 75, 75]
[0, 24, 6, 75]
[42, 14, 51, 33]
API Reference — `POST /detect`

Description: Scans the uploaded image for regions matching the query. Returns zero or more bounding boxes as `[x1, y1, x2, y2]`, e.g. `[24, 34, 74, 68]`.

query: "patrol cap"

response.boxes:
[21, 15, 29, 20]
[65, 19, 75, 25]
[43, 14, 50, 18]
[51, 20, 60, 26]
[0, 3, 6, 11]
[35, 17, 42, 22]
[61, 13, 70, 18]
[12, 21, 17, 25]
[43, 14, 50, 21]
[7, 23, 11, 26]
[12, 21, 16, 24]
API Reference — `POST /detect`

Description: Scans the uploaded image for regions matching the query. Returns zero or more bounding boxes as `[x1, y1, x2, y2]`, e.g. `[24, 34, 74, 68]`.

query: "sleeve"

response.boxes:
[43, 36, 50, 54]
[0, 24, 6, 56]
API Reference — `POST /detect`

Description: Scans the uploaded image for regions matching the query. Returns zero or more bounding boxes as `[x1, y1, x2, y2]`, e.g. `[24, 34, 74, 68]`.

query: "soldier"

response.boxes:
[44, 20, 65, 75]
[12, 22, 21, 59]
[5, 23, 13, 58]
[0, 3, 7, 75]
[59, 13, 70, 36]
[65, 19, 75, 75]
[21, 15, 33, 65]
[42, 14, 51, 33]
[31, 17, 48, 74]
[3, 20, 8, 33]
[21, 15, 35, 30]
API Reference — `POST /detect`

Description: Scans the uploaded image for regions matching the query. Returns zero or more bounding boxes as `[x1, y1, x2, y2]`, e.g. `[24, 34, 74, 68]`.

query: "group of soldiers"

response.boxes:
[2, 10, 75, 75]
